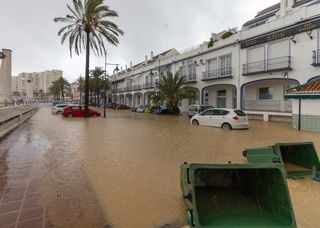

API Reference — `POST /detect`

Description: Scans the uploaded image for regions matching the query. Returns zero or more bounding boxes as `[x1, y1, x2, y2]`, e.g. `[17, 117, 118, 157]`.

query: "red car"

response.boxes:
[115, 104, 130, 110]
[62, 105, 101, 117]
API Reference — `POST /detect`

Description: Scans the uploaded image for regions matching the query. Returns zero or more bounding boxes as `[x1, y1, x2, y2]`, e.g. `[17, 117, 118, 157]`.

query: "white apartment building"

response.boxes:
[111, 0, 320, 121]
[12, 70, 63, 101]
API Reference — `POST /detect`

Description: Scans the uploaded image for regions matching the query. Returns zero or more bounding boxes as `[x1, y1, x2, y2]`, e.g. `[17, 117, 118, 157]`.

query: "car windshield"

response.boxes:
[234, 110, 246, 116]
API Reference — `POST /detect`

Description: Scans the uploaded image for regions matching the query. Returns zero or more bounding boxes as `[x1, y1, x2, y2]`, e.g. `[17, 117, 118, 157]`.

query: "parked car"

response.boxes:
[107, 103, 117, 109]
[188, 105, 214, 117]
[144, 106, 156, 113]
[155, 106, 180, 115]
[191, 108, 249, 129]
[136, 105, 149, 113]
[115, 104, 130, 110]
[51, 103, 70, 114]
[62, 105, 101, 117]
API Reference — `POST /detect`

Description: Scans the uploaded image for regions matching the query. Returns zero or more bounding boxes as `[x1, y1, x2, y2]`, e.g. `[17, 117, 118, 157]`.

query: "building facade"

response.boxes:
[0, 49, 12, 106]
[12, 70, 63, 101]
[111, 0, 320, 121]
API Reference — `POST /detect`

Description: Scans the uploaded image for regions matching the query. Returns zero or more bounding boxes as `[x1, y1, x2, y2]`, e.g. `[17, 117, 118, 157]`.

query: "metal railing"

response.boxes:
[312, 49, 320, 66]
[243, 100, 292, 112]
[202, 67, 232, 80]
[243, 56, 292, 75]
[182, 74, 197, 82]
[143, 82, 156, 89]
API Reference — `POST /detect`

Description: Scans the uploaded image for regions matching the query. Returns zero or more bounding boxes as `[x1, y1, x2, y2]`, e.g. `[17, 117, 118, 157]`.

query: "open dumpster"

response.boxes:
[243, 142, 320, 181]
[181, 163, 296, 228]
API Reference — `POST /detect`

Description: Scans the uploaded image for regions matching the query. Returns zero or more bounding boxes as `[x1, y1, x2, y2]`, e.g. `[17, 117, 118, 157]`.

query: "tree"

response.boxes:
[54, 0, 124, 116]
[49, 78, 70, 101]
[159, 71, 196, 114]
[90, 67, 104, 106]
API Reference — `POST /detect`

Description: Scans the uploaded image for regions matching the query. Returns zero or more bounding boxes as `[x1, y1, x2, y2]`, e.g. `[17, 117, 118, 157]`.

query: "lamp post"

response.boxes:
[104, 54, 119, 118]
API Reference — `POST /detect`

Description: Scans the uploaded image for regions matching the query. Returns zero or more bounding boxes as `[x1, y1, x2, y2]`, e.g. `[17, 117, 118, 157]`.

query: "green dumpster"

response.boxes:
[243, 142, 320, 181]
[181, 163, 296, 228]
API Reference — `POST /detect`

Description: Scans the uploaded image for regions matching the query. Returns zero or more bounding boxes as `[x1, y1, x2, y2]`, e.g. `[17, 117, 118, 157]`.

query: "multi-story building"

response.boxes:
[0, 49, 12, 106]
[110, 0, 320, 121]
[12, 70, 63, 101]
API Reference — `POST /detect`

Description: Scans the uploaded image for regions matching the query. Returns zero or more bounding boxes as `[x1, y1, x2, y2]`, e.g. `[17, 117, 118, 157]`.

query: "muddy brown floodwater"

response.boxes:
[1, 106, 320, 227]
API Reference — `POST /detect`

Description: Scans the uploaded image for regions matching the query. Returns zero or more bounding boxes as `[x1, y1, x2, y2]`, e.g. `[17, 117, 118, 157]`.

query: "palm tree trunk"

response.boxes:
[84, 31, 90, 116]
[97, 81, 100, 107]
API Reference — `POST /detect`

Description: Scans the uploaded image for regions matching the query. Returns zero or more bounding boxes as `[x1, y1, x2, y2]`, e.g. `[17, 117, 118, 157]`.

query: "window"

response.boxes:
[259, 87, 273, 100]
[220, 54, 232, 75]
[214, 109, 229, 116]
[234, 110, 246, 116]
[207, 58, 217, 72]
[201, 110, 214, 116]
[180, 66, 187, 79]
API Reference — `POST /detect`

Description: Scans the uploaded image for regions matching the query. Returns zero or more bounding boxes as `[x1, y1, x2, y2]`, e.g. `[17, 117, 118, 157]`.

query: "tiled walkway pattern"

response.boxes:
[0, 151, 45, 228]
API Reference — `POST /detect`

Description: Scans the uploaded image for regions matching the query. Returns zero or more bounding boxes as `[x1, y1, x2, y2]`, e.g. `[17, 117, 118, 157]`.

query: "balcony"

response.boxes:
[312, 49, 320, 66]
[143, 82, 156, 89]
[243, 100, 292, 113]
[182, 74, 197, 83]
[202, 67, 233, 81]
[243, 56, 292, 76]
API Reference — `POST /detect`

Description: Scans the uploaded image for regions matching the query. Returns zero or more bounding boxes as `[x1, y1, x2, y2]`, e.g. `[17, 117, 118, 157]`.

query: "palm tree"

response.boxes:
[54, 0, 124, 116]
[76, 76, 85, 104]
[90, 67, 104, 106]
[159, 71, 196, 114]
[56, 77, 70, 101]
[49, 81, 60, 101]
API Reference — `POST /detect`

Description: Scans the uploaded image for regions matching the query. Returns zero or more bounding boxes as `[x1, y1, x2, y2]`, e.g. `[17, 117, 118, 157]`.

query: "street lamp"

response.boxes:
[104, 54, 119, 118]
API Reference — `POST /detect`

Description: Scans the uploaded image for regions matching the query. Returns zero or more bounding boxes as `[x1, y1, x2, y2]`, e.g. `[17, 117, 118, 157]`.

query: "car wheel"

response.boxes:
[67, 113, 73, 118]
[222, 123, 232, 129]
[192, 120, 199, 126]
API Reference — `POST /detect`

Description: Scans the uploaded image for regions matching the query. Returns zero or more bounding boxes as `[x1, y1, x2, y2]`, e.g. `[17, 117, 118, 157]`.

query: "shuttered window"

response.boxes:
[247, 45, 265, 63]
[268, 39, 290, 59]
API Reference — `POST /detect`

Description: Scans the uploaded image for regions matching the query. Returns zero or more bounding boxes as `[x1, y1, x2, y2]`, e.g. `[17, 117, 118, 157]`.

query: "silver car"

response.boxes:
[51, 103, 69, 114]
[191, 108, 249, 129]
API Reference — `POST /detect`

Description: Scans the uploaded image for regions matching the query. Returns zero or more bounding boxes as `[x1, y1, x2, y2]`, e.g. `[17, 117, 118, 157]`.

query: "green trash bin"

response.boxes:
[181, 163, 296, 228]
[243, 142, 320, 181]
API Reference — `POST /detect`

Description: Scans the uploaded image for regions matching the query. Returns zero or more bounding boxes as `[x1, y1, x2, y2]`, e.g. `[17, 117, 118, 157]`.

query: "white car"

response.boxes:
[190, 108, 249, 129]
[51, 103, 69, 114]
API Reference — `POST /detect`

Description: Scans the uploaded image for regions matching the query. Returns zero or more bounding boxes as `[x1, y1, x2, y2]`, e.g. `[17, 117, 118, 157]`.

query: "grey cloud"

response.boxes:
[0, 0, 279, 82]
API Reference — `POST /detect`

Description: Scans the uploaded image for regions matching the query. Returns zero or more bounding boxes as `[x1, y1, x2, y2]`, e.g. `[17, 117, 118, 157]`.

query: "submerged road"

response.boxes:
[1, 105, 320, 227]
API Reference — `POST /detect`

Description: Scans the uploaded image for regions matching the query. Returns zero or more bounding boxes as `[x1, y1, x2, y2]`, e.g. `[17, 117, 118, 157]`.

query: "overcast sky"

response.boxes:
[0, 0, 279, 82]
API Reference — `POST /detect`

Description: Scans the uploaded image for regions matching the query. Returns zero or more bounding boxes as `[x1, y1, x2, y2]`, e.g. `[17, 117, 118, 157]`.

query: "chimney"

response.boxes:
[151, 51, 154, 61]
[145, 55, 148, 65]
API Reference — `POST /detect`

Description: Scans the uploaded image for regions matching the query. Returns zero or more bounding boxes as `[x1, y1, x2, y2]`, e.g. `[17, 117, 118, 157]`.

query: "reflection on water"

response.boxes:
[82, 109, 320, 228]
[1, 106, 320, 227]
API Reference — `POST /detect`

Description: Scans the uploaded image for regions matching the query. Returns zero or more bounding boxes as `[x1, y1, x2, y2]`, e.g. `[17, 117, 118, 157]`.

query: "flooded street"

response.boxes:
[1, 106, 320, 227]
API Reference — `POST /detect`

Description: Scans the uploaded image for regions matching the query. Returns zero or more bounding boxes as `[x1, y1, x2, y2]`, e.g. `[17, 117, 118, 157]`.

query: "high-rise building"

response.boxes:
[0, 49, 12, 106]
[11, 70, 63, 100]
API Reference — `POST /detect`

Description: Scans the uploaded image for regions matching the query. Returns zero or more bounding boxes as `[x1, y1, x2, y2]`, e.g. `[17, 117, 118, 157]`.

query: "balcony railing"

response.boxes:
[243, 56, 292, 75]
[202, 67, 233, 81]
[244, 100, 292, 112]
[312, 49, 320, 66]
[143, 82, 157, 89]
[182, 74, 197, 83]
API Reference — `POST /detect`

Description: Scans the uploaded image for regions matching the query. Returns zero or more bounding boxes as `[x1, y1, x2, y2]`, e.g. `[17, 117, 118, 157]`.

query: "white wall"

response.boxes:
[292, 99, 320, 115]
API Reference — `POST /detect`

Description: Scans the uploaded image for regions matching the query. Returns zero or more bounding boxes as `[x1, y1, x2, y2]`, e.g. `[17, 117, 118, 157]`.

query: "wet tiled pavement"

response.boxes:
[0, 106, 105, 227]
[0, 150, 45, 228]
